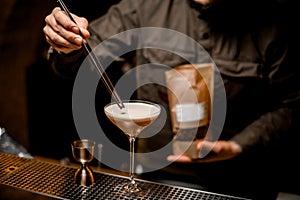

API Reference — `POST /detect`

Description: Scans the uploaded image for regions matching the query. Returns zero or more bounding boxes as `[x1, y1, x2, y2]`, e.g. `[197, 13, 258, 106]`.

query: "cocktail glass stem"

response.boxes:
[129, 136, 136, 187]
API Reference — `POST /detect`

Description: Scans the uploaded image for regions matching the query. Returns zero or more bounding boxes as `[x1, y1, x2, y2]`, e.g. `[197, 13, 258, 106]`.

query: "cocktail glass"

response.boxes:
[104, 100, 161, 197]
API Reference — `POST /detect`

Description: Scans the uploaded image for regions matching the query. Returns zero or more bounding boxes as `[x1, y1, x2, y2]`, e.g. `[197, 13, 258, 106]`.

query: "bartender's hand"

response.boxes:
[167, 140, 242, 163]
[43, 7, 90, 54]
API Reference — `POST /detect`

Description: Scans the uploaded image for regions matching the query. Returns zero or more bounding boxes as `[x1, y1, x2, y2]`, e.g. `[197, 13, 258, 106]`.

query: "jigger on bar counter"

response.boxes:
[71, 140, 96, 186]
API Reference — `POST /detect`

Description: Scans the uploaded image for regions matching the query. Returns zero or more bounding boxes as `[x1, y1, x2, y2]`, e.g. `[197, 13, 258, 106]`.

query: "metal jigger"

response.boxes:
[71, 140, 96, 186]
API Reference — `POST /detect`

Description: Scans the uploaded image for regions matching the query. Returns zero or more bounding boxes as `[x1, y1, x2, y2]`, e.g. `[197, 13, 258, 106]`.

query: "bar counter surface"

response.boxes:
[0, 152, 249, 200]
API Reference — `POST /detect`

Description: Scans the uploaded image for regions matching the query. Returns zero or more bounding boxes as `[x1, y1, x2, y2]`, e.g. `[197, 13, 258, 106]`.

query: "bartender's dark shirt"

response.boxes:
[51, 0, 300, 171]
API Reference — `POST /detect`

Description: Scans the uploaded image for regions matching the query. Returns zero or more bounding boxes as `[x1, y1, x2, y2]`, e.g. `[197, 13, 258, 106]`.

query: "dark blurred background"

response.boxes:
[0, 0, 56, 153]
[0, 0, 121, 161]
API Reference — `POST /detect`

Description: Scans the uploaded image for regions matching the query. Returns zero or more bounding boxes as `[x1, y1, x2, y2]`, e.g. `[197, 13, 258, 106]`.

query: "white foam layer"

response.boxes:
[105, 102, 160, 120]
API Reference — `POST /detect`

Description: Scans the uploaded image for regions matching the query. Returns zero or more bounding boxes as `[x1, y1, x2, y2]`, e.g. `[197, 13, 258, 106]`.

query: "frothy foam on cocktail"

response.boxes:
[105, 102, 160, 120]
[104, 102, 161, 137]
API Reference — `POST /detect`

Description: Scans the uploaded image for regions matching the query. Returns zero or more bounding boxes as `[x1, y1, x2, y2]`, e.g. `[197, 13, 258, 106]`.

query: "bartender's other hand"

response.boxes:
[167, 140, 242, 163]
[43, 7, 90, 54]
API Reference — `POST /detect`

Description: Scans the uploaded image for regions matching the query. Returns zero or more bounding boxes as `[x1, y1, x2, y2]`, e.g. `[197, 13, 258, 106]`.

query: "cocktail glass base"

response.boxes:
[114, 181, 150, 198]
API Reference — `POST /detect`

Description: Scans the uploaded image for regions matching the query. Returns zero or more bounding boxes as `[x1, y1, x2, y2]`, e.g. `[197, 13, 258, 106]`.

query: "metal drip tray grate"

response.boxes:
[0, 153, 247, 200]
[0, 152, 32, 178]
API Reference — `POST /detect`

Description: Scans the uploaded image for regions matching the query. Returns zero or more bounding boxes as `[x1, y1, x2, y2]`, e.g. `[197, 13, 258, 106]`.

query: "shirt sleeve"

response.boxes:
[230, 51, 300, 154]
[48, 47, 86, 79]
[227, 15, 300, 153]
